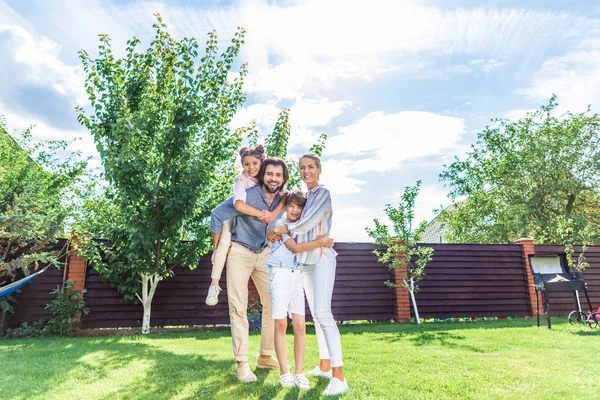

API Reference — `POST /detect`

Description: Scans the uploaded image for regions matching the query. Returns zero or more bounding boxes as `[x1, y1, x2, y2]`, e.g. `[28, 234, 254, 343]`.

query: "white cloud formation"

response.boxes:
[231, 97, 351, 149]
[519, 38, 600, 114]
[327, 111, 466, 173]
[0, 24, 87, 105]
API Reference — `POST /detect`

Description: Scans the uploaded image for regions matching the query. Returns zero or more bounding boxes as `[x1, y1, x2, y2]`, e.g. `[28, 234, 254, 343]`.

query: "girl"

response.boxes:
[268, 153, 349, 396]
[207, 145, 282, 306]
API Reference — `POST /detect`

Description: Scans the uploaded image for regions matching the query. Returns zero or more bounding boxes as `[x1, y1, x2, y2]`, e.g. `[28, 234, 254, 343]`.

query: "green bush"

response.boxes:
[44, 280, 89, 336]
[3, 320, 47, 339]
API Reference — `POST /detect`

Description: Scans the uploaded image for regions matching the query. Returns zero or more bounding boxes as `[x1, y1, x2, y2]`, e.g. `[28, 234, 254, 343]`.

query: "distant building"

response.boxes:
[420, 202, 462, 243]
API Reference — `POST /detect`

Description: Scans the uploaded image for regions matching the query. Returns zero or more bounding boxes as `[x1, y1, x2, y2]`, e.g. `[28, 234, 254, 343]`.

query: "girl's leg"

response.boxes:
[291, 313, 306, 374]
[211, 219, 232, 283]
[274, 318, 289, 375]
[303, 265, 331, 372]
[312, 254, 344, 380]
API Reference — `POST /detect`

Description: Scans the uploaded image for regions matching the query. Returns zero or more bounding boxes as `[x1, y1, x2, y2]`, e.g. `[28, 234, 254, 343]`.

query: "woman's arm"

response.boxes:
[284, 235, 334, 254]
[286, 188, 331, 236]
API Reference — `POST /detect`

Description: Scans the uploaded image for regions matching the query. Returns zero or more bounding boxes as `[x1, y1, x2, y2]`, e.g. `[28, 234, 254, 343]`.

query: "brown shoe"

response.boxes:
[256, 355, 279, 369]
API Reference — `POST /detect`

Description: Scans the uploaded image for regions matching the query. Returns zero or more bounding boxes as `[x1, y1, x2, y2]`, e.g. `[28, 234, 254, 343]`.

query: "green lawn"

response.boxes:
[1, 318, 599, 399]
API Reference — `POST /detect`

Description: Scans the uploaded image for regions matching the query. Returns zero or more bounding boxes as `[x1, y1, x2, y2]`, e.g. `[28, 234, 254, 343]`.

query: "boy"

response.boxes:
[267, 190, 335, 389]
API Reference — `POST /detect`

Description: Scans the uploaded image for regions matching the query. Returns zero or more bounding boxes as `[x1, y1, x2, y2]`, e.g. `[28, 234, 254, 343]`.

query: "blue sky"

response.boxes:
[1, 0, 600, 242]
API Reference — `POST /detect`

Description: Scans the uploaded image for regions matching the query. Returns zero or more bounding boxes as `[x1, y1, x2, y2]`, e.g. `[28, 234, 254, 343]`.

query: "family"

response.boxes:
[207, 145, 349, 396]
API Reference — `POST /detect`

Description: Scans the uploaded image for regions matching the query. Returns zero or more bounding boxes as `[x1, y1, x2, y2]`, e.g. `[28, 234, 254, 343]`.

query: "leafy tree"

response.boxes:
[0, 116, 85, 327]
[264, 108, 327, 190]
[366, 181, 433, 324]
[76, 15, 247, 334]
[439, 96, 600, 244]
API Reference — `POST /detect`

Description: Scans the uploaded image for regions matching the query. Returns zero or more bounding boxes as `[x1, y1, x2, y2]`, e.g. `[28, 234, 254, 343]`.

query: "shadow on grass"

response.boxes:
[0, 336, 287, 399]
[572, 329, 600, 336]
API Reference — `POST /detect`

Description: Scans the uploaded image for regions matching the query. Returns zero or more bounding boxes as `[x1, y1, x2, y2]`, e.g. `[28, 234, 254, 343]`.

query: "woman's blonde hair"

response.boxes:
[299, 153, 321, 169]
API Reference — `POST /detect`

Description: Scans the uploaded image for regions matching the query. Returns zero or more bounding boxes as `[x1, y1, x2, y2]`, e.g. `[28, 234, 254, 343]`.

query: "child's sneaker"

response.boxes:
[306, 366, 332, 378]
[205, 285, 221, 306]
[279, 372, 294, 387]
[323, 377, 350, 396]
[294, 373, 310, 390]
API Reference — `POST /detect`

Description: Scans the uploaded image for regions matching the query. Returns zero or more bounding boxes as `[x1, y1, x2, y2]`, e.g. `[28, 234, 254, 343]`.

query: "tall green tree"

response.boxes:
[76, 15, 247, 334]
[264, 108, 327, 190]
[438, 96, 600, 244]
[0, 116, 86, 325]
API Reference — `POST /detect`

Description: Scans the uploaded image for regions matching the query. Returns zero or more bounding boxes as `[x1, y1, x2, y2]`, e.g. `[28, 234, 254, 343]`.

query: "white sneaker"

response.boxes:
[236, 363, 257, 383]
[279, 372, 294, 387]
[294, 373, 310, 390]
[323, 377, 350, 396]
[205, 285, 221, 306]
[306, 365, 332, 378]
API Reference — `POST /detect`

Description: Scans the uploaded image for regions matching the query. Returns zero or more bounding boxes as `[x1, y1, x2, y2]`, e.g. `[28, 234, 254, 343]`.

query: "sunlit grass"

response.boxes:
[1, 318, 598, 399]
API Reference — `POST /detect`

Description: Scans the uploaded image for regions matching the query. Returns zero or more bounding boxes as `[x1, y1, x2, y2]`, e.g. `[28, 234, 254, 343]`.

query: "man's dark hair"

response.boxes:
[284, 189, 306, 208]
[257, 157, 289, 189]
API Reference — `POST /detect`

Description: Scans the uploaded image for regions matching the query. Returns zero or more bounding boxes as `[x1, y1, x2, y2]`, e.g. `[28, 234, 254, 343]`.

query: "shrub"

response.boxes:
[44, 280, 89, 336]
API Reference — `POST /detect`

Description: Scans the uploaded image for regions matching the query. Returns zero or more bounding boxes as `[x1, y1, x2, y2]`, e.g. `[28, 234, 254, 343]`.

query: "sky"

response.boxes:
[2, 0, 600, 242]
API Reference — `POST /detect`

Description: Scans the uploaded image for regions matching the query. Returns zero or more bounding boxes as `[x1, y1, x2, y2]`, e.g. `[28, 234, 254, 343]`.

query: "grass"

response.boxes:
[1, 318, 599, 399]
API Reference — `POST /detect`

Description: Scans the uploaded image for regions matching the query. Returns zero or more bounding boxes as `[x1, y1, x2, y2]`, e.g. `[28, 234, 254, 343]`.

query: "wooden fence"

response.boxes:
[6, 239, 600, 330]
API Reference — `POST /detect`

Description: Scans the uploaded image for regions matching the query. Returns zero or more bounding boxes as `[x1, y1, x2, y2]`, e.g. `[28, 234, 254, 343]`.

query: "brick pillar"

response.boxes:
[514, 238, 540, 317]
[67, 253, 87, 292]
[393, 248, 411, 322]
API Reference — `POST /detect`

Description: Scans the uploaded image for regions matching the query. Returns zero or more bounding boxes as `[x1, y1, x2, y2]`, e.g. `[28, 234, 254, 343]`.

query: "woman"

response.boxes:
[268, 153, 349, 396]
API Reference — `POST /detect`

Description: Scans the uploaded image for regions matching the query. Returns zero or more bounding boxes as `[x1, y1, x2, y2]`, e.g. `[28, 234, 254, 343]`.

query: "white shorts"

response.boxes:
[268, 265, 305, 319]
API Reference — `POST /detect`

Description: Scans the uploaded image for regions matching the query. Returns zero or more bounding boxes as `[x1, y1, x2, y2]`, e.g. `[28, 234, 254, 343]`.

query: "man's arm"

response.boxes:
[283, 235, 334, 254]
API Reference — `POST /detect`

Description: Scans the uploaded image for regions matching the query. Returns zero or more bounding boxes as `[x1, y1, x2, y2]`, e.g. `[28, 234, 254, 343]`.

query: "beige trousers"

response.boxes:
[226, 242, 274, 362]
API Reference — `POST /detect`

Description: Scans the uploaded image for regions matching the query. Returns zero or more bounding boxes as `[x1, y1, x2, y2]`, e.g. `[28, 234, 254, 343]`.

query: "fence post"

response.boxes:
[514, 238, 539, 317]
[393, 248, 411, 322]
[66, 251, 87, 293]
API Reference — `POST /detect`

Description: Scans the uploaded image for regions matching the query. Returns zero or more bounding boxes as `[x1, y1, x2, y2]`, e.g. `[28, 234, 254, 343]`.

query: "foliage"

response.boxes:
[2, 320, 47, 339]
[75, 15, 247, 332]
[247, 294, 262, 332]
[263, 108, 327, 190]
[555, 216, 594, 271]
[438, 96, 600, 244]
[44, 280, 89, 336]
[366, 181, 434, 324]
[0, 116, 86, 314]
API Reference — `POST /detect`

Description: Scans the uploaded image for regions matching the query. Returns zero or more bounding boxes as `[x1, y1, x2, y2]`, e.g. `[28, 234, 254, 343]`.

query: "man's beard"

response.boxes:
[263, 181, 283, 194]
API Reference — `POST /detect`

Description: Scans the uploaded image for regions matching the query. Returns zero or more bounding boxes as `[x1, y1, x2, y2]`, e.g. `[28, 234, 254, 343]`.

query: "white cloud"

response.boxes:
[327, 111, 466, 173]
[504, 108, 536, 121]
[320, 159, 366, 195]
[330, 206, 372, 243]
[231, 97, 350, 149]
[0, 24, 86, 105]
[519, 38, 600, 113]
[235, 2, 588, 99]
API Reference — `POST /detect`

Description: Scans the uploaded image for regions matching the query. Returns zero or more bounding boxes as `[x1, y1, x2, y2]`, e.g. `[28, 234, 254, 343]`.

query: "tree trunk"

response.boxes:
[137, 272, 162, 335]
[409, 277, 421, 324]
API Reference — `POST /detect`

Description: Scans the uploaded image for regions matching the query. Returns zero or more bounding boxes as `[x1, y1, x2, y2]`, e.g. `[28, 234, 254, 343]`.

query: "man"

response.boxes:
[211, 157, 289, 382]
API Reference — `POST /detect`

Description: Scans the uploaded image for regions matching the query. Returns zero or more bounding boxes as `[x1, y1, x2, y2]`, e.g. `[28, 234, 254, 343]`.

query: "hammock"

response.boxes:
[0, 266, 50, 300]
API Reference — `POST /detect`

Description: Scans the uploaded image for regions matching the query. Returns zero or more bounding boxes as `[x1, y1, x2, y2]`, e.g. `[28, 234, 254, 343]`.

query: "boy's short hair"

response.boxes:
[284, 189, 306, 208]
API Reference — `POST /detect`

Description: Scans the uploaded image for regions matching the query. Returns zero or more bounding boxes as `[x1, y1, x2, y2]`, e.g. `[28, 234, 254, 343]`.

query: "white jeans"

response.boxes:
[303, 251, 343, 367]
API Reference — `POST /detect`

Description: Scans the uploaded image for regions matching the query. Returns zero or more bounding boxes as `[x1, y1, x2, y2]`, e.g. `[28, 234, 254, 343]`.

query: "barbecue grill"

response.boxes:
[529, 254, 594, 329]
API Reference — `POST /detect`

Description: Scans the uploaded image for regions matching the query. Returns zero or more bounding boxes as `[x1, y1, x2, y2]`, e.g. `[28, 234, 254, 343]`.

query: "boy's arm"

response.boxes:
[284, 236, 334, 254]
